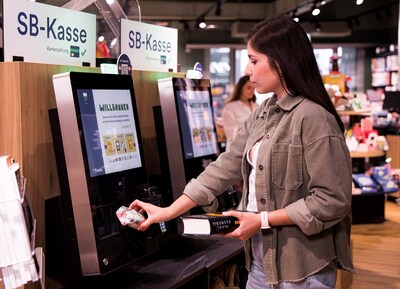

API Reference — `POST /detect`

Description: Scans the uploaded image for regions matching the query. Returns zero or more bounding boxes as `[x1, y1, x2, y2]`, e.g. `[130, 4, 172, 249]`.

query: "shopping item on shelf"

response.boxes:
[370, 164, 399, 193]
[352, 174, 380, 194]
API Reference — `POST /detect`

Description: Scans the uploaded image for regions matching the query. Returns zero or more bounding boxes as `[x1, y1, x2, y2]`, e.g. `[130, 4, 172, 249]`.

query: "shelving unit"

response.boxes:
[350, 150, 385, 159]
[371, 46, 398, 92]
[337, 109, 389, 224]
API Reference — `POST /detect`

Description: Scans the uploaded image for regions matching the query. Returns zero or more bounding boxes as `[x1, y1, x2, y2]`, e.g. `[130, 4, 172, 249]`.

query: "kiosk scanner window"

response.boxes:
[48, 72, 163, 282]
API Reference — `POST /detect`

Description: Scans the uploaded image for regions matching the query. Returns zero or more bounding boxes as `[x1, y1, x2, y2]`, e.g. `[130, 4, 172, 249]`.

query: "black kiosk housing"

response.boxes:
[47, 72, 168, 284]
[156, 77, 238, 212]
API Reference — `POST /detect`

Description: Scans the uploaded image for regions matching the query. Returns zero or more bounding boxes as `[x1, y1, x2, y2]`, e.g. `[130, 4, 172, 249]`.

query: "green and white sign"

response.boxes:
[3, 0, 96, 67]
[121, 19, 178, 72]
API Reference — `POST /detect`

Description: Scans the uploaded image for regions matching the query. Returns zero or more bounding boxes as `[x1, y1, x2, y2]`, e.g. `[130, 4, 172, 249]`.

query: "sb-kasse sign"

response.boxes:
[3, 0, 96, 67]
[121, 19, 178, 72]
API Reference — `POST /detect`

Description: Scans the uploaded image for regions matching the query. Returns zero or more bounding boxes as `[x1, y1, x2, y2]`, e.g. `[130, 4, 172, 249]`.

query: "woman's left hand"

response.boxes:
[221, 210, 262, 240]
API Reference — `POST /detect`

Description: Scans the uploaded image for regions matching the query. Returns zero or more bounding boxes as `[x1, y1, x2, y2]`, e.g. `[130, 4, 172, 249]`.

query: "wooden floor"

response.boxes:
[350, 199, 400, 289]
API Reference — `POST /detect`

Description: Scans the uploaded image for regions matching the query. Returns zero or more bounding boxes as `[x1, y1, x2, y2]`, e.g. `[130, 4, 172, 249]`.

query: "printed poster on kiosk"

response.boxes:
[77, 89, 142, 177]
[176, 90, 218, 159]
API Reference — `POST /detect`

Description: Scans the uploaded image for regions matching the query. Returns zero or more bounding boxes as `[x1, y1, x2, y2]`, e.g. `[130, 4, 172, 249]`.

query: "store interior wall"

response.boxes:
[0, 0, 399, 93]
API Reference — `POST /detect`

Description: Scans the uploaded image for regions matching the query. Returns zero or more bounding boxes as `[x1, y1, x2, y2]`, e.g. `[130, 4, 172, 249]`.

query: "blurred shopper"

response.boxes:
[222, 75, 259, 151]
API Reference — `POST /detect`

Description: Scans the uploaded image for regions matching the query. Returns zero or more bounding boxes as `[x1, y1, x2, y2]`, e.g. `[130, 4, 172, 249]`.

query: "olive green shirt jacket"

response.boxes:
[183, 94, 354, 284]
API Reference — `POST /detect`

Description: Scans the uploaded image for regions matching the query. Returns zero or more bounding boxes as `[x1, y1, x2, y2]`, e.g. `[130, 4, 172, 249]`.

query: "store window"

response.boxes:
[235, 49, 248, 83]
[315, 47, 358, 93]
[340, 47, 357, 92]
[210, 48, 231, 119]
[315, 49, 334, 76]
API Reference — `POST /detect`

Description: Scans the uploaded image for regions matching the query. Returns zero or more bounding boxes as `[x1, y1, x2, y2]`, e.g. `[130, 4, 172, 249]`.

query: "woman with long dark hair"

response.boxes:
[223, 75, 259, 151]
[130, 15, 353, 288]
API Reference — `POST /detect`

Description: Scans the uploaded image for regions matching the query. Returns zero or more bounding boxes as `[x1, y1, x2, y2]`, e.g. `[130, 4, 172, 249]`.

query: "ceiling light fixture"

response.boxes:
[110, 38, 118, 48]
[290, 9, 299, 22]
[356, 0, 364, 5]
[196, 15, 207, 29]
[194, 0, 225, 30]
[312, 2, 321, 16]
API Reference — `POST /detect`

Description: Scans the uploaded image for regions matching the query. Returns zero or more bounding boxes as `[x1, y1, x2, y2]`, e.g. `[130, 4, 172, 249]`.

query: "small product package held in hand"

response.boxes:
[116, 206, 145, 229]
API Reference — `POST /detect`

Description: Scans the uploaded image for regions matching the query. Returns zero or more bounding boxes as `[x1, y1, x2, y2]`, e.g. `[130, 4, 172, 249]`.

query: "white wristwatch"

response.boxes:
[260, 211, 271, 230]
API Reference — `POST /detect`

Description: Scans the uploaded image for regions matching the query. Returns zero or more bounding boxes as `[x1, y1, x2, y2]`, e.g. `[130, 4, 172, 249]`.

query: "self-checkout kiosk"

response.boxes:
[46, 72, 170, 285]
[156, 77, 238, 212]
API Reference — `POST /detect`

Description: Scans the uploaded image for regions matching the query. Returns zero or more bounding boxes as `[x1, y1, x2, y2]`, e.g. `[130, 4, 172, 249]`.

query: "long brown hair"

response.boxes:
[247, 15, 344, 133]
[225, 75, 256, 104]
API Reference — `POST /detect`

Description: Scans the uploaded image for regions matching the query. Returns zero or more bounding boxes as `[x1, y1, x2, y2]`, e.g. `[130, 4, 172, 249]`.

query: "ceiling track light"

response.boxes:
[312, 7, 320, 16]
[196, 15, 206, 29]
[312, 2, 321, 16]
[290, 9, 297, 18]
[215, 0, 223, 16]
[282, 0, 338, 25]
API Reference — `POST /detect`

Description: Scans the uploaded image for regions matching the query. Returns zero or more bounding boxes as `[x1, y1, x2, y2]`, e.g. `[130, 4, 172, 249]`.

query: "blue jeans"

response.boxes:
[246, 232, 337, 289]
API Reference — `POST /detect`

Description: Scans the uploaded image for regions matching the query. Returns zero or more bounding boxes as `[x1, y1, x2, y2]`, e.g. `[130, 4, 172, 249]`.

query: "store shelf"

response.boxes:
[350, 150, 385, 158]
[338, 111, 371, 117]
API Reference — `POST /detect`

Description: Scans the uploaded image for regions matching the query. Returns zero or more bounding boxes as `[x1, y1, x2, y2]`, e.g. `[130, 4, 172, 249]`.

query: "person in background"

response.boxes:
[130, 15, 353, 289]
[222, 75, 260, 151]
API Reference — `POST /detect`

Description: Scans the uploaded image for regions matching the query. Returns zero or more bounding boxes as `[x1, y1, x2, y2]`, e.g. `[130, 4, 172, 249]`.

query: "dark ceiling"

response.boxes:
[297, 0, 399, 45]
[1, 0, 398, 46]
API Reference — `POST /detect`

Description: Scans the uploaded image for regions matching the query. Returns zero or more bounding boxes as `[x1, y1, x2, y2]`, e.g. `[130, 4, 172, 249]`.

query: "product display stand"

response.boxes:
[0, 156, 40, 289]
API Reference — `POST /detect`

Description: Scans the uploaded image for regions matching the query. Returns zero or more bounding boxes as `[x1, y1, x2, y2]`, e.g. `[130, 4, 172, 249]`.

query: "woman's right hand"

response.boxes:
[129, 199, 170, 231]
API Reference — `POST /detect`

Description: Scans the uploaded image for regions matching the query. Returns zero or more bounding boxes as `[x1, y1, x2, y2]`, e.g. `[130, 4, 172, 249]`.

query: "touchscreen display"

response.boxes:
[175, 89, 218, 159]
[77, 88, 142, 177]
